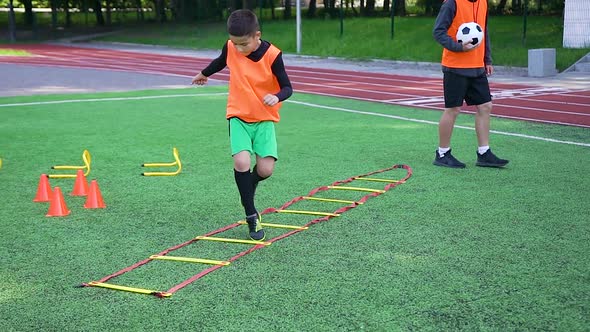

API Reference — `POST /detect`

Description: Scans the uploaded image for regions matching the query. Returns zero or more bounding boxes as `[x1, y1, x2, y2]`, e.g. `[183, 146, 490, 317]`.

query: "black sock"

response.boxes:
[234, 169, 256, 216]
[252, 164, 269, 192]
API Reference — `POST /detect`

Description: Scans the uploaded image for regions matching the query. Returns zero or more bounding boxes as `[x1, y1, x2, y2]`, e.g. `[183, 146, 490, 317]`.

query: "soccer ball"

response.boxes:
[456, 22, 483, 47]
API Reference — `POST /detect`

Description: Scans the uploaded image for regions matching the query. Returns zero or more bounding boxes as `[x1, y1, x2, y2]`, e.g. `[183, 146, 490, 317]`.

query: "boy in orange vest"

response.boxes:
[432, 0, 509, 168]
[192, 9, 293, 240]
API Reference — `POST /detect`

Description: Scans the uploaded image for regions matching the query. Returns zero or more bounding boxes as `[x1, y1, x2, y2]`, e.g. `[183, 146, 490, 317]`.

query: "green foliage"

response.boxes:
[87, 15, 589, 71]
[0, 86, 589, 330]
[0, 8, 587, 70]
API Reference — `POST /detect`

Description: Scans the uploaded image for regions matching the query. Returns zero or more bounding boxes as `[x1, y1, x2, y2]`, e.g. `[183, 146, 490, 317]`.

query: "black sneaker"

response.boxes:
[246, 213, 265, 241]
[433, 149, 466, 168]
[476, 149, 509, 168]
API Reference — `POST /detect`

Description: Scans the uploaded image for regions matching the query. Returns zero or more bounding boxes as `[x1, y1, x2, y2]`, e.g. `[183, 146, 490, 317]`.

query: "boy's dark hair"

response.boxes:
[227, 9, 260, 37]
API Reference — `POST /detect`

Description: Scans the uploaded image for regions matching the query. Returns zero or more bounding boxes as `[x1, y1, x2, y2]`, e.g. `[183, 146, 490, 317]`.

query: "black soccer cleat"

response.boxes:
[246, 213, 265, 241]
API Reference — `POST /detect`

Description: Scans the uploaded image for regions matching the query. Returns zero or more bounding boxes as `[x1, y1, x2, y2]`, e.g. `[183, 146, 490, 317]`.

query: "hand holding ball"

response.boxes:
[456, 22, 483, 48]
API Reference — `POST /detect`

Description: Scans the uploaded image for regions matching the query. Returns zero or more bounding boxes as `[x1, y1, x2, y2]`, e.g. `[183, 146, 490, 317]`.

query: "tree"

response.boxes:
[345, 0, 358, 15]
[64, 0, 72, 27]
[284, 0, 292, 19]
[307, 0, 317, 17]
[394, 0, 405, 16]
[154, 0, 167, 22]
[93, 0, 105, 25]
[496, 0, 509, 14]
[135, 0, 145, 21]
[21, 0, 34, 27]
[50, 0, 58, 28]
[8, 0, 16, 42]
[418, 0, 440, 15]
[365, 0, 375, 15]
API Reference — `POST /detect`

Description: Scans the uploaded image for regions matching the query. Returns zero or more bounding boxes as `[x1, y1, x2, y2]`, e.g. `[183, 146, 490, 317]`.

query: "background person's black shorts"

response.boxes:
[443, 71, 492, 108]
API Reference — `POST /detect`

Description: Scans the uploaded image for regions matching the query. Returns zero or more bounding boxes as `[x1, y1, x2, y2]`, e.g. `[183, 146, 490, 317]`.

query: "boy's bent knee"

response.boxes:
[256, 164, 274, 178]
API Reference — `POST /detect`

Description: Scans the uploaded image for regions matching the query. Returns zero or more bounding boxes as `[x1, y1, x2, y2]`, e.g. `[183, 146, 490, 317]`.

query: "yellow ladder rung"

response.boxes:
[327, 185, 385, 193]
[195, 236, 271, 246]
[276, 209, 340, 217]
[87, 281, 172, 297]
[303, 196, 363, 205]
[237, 220, 309, 230]
[149, 255, 230, 266]
[355, 177, 404, 183]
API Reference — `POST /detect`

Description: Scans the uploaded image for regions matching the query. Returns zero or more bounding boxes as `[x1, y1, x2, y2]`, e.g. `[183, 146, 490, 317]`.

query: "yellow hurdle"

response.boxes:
[303, 196, 362, 205]
[142, 147, 182, 176]
[277, 209, 340, 217]
[237, 220, 309, 230]
[149, 255, 230, 266]
[354, 177, 404, 183]
[87, 281, 172, 297]
[49, 150, 91, 179]
[195, 236, 271, 246]
[327, 185, 385, 193]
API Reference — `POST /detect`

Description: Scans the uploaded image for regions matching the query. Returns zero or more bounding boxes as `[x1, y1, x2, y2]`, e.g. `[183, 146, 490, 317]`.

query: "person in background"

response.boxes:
[432, 0, 509, 169]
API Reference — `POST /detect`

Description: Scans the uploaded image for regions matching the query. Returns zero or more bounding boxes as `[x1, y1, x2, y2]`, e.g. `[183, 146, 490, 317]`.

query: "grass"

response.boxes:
[1, 11, 588, 71]
[90, 15, 588, 71]
[1, 86, 589, 330]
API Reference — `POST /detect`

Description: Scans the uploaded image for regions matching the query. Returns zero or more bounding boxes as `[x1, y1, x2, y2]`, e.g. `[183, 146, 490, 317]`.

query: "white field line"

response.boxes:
[0, 93, 225, 107]
[0, 93, 588, 147]
[287, 100, 590, 147]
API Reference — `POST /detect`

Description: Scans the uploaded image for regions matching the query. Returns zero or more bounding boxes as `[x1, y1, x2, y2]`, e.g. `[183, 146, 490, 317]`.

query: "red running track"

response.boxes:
[2, 44, 589, 128]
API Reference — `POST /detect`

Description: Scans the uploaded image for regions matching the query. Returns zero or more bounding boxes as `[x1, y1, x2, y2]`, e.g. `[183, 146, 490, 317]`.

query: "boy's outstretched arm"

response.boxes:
[191, 43, 229, 85]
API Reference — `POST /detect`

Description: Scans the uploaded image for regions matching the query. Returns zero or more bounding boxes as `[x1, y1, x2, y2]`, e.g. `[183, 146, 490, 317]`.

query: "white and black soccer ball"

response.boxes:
[456, 22, 483, 47]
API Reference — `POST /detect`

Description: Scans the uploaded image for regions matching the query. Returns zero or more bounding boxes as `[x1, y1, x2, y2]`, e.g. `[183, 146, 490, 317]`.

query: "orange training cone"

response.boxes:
[34, 174, 53, 202]
[71, 169, 89, 196]
[46, 186, 71, 217]
[84, 179, 106, 209]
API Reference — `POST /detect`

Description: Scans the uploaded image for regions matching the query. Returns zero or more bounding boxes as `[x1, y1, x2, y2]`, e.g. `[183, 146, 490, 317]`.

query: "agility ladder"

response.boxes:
[81, 164, 412, 298]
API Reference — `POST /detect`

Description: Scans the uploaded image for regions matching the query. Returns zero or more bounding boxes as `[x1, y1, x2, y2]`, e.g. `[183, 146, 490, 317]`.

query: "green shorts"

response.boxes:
[229, 117, 278, 159]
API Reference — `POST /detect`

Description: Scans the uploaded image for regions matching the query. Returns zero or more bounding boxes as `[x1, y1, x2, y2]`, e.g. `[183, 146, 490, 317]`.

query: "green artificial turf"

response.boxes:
[0, 86, 589, 331]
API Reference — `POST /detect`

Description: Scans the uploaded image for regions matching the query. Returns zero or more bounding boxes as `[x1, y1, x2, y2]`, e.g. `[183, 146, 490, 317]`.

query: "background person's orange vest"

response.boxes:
[442, 0, 488, 69]
[226, 41, 282, 123]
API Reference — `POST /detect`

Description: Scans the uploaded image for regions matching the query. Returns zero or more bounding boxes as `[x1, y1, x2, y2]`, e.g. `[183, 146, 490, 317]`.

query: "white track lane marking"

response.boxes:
[3, 54, 590, 126]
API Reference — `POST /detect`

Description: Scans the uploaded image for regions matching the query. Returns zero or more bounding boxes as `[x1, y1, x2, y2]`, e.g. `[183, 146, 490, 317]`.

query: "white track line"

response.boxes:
[3, 56, 589, 126]
[1, 93, 587, 147]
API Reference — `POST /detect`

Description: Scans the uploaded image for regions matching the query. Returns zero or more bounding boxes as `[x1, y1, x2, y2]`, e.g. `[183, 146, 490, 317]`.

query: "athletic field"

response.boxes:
[1, 86, 589, 330]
